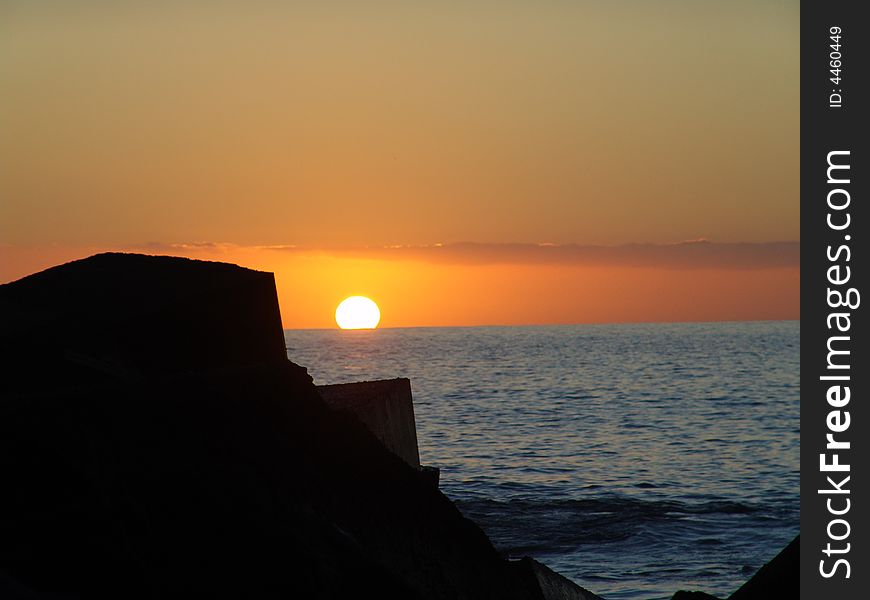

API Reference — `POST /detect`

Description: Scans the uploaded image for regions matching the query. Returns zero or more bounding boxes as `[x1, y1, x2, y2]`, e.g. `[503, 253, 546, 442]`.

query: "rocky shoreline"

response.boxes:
[0, 253, 796, 599]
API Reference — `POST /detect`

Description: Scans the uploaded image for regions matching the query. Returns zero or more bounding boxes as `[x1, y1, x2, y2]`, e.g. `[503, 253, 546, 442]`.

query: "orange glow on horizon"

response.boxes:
[0, 245, 800, 330]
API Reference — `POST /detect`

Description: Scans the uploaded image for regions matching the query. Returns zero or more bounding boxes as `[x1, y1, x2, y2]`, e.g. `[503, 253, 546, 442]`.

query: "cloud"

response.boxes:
[135, 241, 239, 252]
[263, 240, 800, 270]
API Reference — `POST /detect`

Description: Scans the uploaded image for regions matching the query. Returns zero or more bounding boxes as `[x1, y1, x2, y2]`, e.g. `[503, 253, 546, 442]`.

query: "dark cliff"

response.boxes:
[0, 253, 545, 599]
[0, 253, 288, 394]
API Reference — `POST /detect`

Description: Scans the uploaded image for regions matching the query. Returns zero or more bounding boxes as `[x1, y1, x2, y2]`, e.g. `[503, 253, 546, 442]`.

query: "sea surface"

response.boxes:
[284, 322, 799, 600]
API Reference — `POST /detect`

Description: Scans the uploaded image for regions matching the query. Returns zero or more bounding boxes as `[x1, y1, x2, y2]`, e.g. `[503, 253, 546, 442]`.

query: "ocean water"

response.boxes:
[284, 322, 799, 600]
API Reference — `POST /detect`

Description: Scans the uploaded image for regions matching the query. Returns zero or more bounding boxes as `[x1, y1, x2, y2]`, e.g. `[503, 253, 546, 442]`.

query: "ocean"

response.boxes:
[284, 321, 799, 600]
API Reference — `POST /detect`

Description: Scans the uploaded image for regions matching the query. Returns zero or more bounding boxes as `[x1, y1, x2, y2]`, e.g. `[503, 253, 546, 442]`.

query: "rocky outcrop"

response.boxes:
[0, 253, 798, 600]
[0, 253, 579, 600]
[670, 535, 799, 600]
[729, 535, 798, 600]
[0, 253, 291, 395]
[317, 378, 422, 469]
[509, 558, 605, 600]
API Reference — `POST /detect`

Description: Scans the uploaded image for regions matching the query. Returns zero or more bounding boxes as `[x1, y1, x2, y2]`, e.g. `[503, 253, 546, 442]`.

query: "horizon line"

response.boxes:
[283, 317, 800, 333]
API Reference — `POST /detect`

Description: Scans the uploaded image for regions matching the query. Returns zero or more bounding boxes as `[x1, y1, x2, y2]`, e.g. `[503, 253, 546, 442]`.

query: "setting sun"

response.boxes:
[335, 296, 381, 330]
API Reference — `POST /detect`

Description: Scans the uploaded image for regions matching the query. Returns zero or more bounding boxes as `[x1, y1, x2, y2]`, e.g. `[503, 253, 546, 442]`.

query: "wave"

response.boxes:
[453, 494, 789, 556]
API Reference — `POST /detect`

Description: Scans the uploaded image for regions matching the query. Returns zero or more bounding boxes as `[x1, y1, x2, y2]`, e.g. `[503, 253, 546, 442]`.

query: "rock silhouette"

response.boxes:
[0, 253, 797, 599]
[0, 253, 591, 599]
[317, 378, 423, 470]
[1, 253, 289, 394]
[729, 534, 799, 600]
[670, 535, 799, 600]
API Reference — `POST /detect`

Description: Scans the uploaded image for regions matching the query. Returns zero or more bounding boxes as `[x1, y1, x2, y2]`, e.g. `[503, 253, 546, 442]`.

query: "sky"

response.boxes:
[1, 1, 799, 328]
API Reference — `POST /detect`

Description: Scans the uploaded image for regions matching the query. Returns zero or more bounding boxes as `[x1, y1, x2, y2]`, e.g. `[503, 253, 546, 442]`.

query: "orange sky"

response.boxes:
[0, 243, 799, 329]
[0, 2, 799, 327]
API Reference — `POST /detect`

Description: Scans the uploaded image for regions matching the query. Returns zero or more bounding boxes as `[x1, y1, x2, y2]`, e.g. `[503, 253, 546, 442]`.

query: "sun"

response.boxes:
[335, 296, 381, 330]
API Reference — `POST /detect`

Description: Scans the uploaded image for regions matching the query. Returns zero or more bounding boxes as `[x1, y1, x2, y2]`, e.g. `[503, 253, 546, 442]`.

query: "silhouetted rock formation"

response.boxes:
[670, 535, 799, 600]
[318, 378, 422, 469]
[0, 253, 587, 600]
[729, 535, 798, 600]
[509, 558, 604, 600]
[0, 253, 291, 395]
[1, 253, 797, 600]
